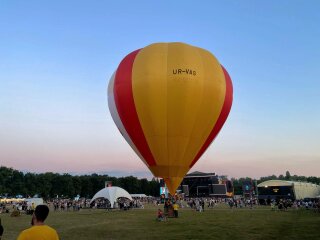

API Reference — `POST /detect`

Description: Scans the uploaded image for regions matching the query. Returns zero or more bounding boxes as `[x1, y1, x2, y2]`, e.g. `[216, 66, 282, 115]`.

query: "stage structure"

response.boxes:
[177, 171, 234, 197]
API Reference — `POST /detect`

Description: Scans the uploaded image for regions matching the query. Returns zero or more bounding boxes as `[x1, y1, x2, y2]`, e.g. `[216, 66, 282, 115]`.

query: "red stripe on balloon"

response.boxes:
[189, 65, 233, 168]
[113, 49, 157, 166]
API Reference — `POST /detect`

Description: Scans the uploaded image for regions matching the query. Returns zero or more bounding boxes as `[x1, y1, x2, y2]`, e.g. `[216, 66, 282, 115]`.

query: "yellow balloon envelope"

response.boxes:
[108, 42, 233, 194]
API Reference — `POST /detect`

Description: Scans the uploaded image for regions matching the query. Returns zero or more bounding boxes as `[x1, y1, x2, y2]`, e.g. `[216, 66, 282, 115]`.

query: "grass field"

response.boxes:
[1, 204, 319, 240]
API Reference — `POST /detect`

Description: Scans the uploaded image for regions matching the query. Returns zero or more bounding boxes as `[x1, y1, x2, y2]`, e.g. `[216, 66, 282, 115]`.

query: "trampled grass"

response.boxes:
[1, 205, 319, 240]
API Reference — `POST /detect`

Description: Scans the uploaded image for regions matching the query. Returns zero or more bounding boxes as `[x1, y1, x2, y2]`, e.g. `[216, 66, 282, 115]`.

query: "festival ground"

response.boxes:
[2, 204, 319, 240]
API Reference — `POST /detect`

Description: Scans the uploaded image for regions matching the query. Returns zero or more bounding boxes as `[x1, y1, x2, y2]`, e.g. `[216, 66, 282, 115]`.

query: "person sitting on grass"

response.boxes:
[157, 209, 166, 221]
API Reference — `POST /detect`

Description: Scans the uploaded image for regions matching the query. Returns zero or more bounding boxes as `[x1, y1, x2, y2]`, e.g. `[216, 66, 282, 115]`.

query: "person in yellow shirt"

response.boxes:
[173, 202, 179, 218]
[17, 205, 59, 240]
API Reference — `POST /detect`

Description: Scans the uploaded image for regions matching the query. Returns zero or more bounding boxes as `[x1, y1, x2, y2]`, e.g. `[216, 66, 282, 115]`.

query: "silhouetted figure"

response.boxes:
[0, 218, 4, 239]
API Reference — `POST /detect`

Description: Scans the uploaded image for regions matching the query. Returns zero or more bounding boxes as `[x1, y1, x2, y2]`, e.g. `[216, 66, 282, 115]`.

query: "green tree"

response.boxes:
[24, 172, 37, 197]
[80, 176, 94, 198]
[0, 165, 317, 200]
[285, 171, 291, 180]
[72, 176, 82, 196]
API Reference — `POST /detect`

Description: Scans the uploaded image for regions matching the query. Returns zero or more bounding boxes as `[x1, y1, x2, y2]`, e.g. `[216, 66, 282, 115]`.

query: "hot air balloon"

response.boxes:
[108, 42, 233, 194]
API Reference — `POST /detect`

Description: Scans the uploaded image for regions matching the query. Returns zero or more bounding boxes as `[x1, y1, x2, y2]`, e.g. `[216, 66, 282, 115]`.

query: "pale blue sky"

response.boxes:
[0, 0, 319, 178]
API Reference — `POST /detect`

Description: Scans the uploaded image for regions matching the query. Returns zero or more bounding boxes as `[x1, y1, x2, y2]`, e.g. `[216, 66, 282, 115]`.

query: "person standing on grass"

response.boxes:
[17, 205, 59, 240]
[164, 200, 169, 217]
[201, 200, 205, 212]
[173, 202, 179, 218]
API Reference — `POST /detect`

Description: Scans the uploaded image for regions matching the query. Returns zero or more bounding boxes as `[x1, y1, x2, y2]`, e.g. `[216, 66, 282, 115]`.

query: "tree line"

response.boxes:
[0, 166, 319, 199]
[0, 166, 160, 199]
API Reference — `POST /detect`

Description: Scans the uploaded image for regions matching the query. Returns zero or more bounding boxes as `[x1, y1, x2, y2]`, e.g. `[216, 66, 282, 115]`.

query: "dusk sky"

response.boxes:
[1, 1, 319, 179]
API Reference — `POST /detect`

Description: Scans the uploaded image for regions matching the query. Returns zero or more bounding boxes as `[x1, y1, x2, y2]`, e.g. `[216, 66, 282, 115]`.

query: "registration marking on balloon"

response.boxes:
[172, 68, 197, 75]
[108, 42, 233, 194]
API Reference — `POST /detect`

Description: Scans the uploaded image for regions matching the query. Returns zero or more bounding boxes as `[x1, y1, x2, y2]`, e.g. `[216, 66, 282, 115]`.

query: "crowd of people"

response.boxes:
[91, 197, 145, 210]
[155, 196, 320, 214]
[1, 195, 320, 215]
[295, 199, 320, 211]
[157, 199, 179, 221]
[168, 197, 259, 211]
[270, 198, 320, 212]
[0, 195, 319, 239]
[52, 199, 89, 211]
[1, 201, 36, 215]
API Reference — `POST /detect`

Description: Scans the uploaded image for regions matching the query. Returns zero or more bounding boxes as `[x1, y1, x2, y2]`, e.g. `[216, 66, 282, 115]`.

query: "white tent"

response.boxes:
[25, 198, 44, 207]
[90, 187, 132, 208]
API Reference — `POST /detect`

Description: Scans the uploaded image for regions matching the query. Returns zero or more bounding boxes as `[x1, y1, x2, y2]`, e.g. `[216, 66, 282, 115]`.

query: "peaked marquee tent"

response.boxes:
[90, 187, 133, 208]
